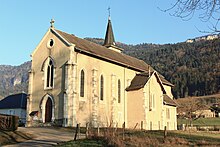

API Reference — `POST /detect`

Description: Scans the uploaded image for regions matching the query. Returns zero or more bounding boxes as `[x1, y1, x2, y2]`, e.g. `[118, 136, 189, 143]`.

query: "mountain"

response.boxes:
[1, 37, 220, 99]
[0, 61, 31, 99]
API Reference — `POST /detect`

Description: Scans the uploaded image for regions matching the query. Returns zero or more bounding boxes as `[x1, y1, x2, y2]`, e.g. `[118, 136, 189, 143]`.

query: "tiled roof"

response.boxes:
[163, 94, 177, 106]
[126, 72, 152, 91]
[55, 29, 150, 72]
[0, 93, 27, 109]
[159, 75, 174, 87]
[54, 29, 173, 86]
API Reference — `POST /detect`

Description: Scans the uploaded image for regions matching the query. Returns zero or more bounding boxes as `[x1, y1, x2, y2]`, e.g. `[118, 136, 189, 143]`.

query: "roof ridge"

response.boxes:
[54, 29, 150, 72]
[55, 29, 111, 49]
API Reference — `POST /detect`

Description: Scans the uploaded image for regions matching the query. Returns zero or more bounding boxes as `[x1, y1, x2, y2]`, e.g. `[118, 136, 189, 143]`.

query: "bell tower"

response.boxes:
[103, 8, 123, 53]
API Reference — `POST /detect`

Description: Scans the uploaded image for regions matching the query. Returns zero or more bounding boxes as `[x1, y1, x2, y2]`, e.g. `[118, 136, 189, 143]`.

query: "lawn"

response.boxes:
[56, 130, 220, 146]
[57, 139, 106, 147]
[178, 117, 220, 126]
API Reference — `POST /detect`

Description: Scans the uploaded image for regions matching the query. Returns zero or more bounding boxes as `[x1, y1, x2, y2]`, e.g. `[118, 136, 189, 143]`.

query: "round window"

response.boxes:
[47, 39, 55, 48]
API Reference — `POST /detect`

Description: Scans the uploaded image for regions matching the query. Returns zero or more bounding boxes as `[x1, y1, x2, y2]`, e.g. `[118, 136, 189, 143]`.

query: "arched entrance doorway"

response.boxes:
[45, 98, 52, 122]
[40, 94, 55, 123]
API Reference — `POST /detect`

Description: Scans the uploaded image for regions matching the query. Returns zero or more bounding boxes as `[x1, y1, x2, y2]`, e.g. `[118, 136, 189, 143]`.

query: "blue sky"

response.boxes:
[0, 0, 214, 65]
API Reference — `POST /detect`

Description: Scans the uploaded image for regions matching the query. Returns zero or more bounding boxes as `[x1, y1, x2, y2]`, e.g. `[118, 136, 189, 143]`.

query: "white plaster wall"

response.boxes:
[75, 52, 137, 127]
[144, 74, 164, 130]
[164, 105, 177, 130]
[163, 85, 173, 99]
[0, 108, 26, 123]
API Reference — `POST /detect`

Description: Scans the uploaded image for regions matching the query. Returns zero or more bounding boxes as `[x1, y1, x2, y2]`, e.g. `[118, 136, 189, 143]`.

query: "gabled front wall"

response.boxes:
[27, 29, 71, 125]
[144, 74, 164, 130]
[127, 73, 177, 130]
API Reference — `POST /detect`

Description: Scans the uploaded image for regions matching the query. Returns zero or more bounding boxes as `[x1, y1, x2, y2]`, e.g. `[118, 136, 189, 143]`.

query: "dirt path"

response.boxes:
[3, 127, 77, 147]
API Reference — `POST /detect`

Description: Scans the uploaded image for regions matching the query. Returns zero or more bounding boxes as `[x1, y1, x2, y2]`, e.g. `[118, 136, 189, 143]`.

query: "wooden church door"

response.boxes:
[45, 98, 52, 123]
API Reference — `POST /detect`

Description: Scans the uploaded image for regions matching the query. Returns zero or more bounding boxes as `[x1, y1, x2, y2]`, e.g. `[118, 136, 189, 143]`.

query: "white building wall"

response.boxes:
[75, 52, 137, 127]
[0, 108, 26, 123]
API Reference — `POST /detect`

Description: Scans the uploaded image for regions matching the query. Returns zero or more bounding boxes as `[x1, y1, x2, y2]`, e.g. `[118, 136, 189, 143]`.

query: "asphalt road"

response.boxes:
[3, 127, 77, 147]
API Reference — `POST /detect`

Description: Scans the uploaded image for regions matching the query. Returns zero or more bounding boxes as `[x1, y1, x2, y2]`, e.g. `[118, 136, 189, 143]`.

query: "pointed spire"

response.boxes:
[103, 16, 116, 47]
[103, 8, 123, 53]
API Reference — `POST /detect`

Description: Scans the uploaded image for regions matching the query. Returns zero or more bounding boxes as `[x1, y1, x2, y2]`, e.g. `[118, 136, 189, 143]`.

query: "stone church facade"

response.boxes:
[26, 18, 177, 130]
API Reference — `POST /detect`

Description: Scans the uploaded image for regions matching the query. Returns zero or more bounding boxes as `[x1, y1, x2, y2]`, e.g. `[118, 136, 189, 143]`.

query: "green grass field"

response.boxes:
[178, 117, 220, 126]
[57, 139, 105, 147]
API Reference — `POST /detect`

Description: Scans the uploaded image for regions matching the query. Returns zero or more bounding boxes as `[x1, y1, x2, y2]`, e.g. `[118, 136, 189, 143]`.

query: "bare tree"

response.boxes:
[163, 0, 220, 32]
[177, 98, 207, 126]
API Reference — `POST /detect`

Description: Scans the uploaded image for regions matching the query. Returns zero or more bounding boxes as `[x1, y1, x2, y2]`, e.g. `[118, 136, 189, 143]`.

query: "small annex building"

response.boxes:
[126, 72, 177, 130]
[26, 17, 177, 130]
[0, 93, 27, 124]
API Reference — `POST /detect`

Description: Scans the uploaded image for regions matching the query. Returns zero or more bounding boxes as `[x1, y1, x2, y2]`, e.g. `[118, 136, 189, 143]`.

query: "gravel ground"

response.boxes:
[3, 127, 79, 147]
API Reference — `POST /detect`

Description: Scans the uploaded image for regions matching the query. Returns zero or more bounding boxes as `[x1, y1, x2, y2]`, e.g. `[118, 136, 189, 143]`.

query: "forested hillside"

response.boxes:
[87, 38, 220, 98]
[125, 40, 220, 98]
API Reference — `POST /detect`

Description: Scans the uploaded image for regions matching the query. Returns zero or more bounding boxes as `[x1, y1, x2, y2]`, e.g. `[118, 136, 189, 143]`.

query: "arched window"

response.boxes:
[149, 93, 155, 111]
[45, 58, 54, 89]
[118, 79, 121, 103]
[100, 75, 104, 100]
[80, 70, 85, 97]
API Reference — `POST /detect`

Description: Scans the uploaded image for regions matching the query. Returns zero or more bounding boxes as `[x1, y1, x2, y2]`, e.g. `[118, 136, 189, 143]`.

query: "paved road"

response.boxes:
[3, 127, 77, 147]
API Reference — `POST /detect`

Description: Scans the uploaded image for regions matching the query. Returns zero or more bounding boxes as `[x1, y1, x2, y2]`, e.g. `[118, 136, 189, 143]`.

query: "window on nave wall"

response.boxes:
[80, 70, 85, 97]
[100, 75, 104, 100]
[149, 93, 155, 111]
[45, 58, 54, 89]
[118, 79, 121, 103]
[166, 108, 170, 119]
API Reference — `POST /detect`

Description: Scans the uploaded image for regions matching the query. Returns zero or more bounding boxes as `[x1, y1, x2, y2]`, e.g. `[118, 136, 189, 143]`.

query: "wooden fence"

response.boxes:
[0, 114, 19, 131]
[73, 122, 168, 140]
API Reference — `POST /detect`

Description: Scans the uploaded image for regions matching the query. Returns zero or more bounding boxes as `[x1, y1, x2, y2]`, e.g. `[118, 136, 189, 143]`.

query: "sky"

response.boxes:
[0, 0, 215, 65]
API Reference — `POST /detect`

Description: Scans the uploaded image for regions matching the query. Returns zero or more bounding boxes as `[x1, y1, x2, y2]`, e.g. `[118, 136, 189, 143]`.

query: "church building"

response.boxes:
[26, 17, 177, 130]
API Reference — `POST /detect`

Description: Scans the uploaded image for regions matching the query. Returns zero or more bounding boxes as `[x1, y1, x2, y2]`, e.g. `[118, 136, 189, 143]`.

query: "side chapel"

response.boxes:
[26, 17, 177, 130]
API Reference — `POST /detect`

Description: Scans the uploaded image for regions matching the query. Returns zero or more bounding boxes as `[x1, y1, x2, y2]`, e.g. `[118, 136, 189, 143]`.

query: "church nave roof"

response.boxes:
[54, 29, 150, 72]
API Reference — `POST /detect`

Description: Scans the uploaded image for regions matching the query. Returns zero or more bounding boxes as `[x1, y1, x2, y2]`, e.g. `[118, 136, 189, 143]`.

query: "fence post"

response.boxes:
[141, 121, 143, 130]
[114, 123, 118, 136]
[122, 122, 125, 140]
[74, 123, 79, 141]
[86, 122, 89, 138]
[164, 126, 167, 139]
[78, 123, 81, 139]
[97, 125, 100, 137]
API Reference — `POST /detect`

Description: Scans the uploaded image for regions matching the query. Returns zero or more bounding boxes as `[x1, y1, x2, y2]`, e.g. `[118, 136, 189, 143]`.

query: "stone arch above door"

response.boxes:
[40, 94, 55, 123]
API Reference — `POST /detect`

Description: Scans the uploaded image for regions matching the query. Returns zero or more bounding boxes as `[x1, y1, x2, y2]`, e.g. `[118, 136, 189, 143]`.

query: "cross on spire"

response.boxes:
[50, 19, 55, 28]
[108, 7, 111, 20]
